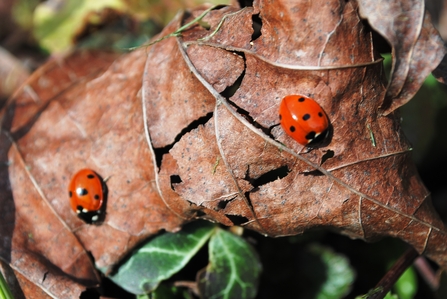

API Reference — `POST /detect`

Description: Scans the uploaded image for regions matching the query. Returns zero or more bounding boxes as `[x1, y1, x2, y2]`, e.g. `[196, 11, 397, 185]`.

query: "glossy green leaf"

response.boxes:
[137, 284, 191, 299]
[393, 266, 417, 299]
[0, 270, 14, 299]
[198, 228, 262, 299]
[384, 293, 399, 299]
[107, 221, 216, 295]
[309, 244, 355, 299]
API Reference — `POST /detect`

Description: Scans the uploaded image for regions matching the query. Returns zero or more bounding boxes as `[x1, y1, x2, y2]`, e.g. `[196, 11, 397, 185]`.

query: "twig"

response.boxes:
[414, 256, 439, 290]
[367, 247, 419, 299]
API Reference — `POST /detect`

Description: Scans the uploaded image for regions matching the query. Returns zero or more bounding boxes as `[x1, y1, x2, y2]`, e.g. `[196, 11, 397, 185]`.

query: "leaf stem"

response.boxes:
[367, 247, 419, 299]
[129, 5, 221, 50]
[198, 8, 248, 41]
[414, 256, 439, 290]
[174, 5, 219, 36]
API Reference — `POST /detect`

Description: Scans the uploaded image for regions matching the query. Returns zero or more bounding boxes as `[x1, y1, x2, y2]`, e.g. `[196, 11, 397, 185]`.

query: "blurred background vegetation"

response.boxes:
[1, 0, 447, 298]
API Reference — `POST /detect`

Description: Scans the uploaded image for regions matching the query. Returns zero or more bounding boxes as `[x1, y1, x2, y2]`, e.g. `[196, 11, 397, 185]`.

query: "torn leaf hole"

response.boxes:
[153, 111, 213, 168]
[238, 0, 254, 8]
[303, 170, 324, 177]
[181, 5, 227, 30]
[225, 214, 249, 225]
[198, 20, 211, 30]
[220, 51, 246, 98]
[220, 52, 275, 138]
[170, 175, 182, 190]
[321, 150, 334, 165]
[226, 96, 277, 139]
[42, 271, 49, 283]
[362, 19, 391, 55]
[195, 210, 206, 217]
[246, 165, 290, 188]
[251, 13, 262, 41]
[220, 52, 274, 143]
[218, 200, 229, 210]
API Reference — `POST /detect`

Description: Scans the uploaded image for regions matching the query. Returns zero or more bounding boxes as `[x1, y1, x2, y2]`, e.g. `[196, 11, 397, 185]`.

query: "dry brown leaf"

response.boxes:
[432, 54, 447, 84]
[358, 0, 446, 115]
[1, 0, 447, 297]
[144, 0, 447, 268]
[0, 51, 121, 298]
[0, 50, 186, 298]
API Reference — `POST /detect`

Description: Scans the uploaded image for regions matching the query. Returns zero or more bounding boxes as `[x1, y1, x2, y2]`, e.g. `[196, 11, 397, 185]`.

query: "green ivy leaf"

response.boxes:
[393, 266, 417, 299]
[107, 221, 216, 295]
[198, 228, 262, 299]
[384, 292, 399, 299]
[309, 244, 355, 299]
[136, 284, 191, 299]
[0, 270, 14, 299]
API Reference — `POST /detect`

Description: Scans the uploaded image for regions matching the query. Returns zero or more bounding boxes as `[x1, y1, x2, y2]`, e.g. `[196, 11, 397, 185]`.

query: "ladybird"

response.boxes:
[279, 95, 329, 146]
[68, 168, 105, 224]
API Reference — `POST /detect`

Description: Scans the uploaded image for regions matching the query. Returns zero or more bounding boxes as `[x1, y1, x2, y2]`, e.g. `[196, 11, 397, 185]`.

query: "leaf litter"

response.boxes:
[1, 0, 446, 297]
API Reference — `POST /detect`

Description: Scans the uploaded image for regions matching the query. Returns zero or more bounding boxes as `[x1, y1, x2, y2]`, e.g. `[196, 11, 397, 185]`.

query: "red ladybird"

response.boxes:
[279, 95, 329, 146]
[68, 168, 105, 223]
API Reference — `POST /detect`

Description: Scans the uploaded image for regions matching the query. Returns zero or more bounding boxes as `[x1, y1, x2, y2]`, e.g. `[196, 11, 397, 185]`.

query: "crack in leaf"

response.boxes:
[153, 112, 214, 168]
[214, 104, 264, 232]
[191, 192, 239, 209]
[225, 214, 249, 225]
[250, 13, 262, 41]
[244, 165, 290, 189]
[142, 71, 190, 222]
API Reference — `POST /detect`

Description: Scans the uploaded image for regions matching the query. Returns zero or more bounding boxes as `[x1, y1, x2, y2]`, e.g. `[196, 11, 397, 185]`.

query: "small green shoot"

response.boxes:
[366, 124, 376, 147]
[0, 271, 14, 299]
[129, 5, 222, 51]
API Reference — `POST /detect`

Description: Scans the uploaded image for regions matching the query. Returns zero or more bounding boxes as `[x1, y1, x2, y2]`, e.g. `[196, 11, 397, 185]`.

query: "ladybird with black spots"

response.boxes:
[68, 168, 106, 224]
[279, 95, 329, 146]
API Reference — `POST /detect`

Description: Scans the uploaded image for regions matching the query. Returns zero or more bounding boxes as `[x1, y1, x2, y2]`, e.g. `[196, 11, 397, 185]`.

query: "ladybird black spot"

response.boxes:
[87, 174, 95, 179]
[77, 205, 84, 212]
[303, 114, 311, 121]
[289, 125, 296, 132]
[298, 97, 305, 102]
[76, 187, 88, 196]
[94, 194, 100, 200]
[305, 131, 317, 140]
[279, 114, 282, 120]
[69, 191, 72, 197]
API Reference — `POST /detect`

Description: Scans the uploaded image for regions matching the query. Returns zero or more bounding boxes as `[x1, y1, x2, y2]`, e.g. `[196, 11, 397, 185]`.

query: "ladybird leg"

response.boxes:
[301, 146, 315, 154]
[296, 144, 314, 155]
[103, 175, 112, 183]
